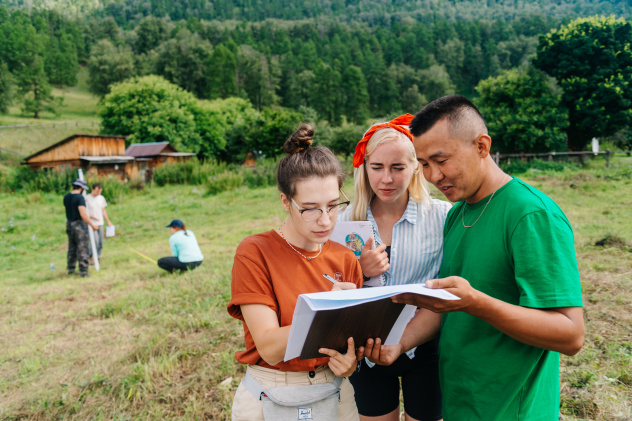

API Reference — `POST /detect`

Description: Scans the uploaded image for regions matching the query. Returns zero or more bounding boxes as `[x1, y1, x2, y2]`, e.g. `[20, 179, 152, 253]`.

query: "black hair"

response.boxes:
[409, 94, 487, 137]
[92, 183, 102, 190]
[276, 124, 345, 198]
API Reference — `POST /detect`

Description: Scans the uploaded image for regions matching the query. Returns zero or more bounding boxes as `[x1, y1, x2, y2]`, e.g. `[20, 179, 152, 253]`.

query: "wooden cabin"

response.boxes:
[23, 134, 133, 180]
[125, 142, 196, 182]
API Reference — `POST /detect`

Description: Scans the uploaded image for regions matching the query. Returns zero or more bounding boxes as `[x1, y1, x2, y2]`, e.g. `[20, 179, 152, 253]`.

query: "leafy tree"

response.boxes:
[190, 97, 257, 159]
[250, 106, 304, 159]
[418, 64, 456, 101]
[327, 124, 367, 160]
[0, 61, 13, 113]
[534, 16, 632, 151]
[236, 45, 280, 109]
[342, 65, 369, 125]
[87, 40, 136, 97]
[134, 16, 169, 55]
[476, 66, 568, 153]
[153, 29, 214, 99]
[99, 75, 200, 151]
[15, 26, 60, 118]
[207, 44, 237, 99]
[400, 84, 427, 114]
[45, 33, 79, 86]
[310, 61, 342, 125]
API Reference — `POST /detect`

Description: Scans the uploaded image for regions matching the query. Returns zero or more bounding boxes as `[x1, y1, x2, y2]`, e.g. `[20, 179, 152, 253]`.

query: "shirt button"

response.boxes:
[308, 371, 316, 378]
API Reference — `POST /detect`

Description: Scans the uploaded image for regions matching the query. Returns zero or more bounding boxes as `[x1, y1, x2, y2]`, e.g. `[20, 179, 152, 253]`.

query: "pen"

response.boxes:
[323, 274, 338, 283]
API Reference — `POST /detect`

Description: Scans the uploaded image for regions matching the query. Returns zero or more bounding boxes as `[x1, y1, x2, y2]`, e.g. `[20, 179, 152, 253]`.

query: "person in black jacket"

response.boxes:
[63, 179, 98, 277]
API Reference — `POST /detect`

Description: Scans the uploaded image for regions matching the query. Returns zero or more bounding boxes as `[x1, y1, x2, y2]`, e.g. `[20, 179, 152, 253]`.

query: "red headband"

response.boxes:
[352, 114, 414, 168]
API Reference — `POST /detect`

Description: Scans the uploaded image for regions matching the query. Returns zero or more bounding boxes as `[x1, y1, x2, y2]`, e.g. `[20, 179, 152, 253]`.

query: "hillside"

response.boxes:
[0, 0, 630, 23]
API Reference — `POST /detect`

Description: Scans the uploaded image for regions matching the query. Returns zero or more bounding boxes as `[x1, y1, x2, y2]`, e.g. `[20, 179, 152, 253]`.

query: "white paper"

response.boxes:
[283, 283, 460, 361]
[105, 225, 115, 237]
[330, 221, 384, 286]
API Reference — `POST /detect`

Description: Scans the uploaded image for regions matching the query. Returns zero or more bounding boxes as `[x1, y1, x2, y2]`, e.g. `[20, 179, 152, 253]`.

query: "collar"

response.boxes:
[367, 195, 418, 226]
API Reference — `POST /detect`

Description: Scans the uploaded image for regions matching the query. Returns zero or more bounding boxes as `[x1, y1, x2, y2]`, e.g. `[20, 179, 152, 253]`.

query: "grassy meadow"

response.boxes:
[0, 67, 100, 157]
[0, 156, 630, 420]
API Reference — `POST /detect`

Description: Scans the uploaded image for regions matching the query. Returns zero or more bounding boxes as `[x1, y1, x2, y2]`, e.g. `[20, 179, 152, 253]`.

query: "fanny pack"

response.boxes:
[243, 369, 342, 421]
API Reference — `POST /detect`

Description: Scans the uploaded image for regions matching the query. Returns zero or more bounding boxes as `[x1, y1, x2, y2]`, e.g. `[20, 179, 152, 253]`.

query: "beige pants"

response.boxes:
[231, 365, 359, 421]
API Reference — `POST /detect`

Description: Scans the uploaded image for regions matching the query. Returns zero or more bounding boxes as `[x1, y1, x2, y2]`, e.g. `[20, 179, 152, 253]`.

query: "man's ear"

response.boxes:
[475, 134, 492, 159]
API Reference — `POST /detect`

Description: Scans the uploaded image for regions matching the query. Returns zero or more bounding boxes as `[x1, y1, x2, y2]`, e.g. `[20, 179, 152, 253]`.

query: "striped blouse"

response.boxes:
[340, 195, 451, 361]
[340, 195, 451, 286]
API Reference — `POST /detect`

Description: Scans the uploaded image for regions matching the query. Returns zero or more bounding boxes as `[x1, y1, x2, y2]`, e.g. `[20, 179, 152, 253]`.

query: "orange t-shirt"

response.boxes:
[227, 229, 363, 371]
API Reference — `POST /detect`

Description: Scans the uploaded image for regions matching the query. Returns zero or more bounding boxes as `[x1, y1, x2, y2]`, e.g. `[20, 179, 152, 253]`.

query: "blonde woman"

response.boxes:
[341, 114, 451, 421]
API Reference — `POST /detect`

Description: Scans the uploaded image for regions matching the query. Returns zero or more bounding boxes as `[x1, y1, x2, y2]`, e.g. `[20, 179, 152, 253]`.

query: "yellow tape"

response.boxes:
[109, 237, 157, 264]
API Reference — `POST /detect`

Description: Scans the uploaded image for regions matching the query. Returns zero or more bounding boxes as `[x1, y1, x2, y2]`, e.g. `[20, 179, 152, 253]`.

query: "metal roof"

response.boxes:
[159, 152, 196, 157]
[125, 142, 179, 157]
[80, 156, 135, 164]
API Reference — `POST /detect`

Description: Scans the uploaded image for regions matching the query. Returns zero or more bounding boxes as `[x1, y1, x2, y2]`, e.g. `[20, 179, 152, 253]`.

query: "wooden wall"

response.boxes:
[26, 136, 126, 164]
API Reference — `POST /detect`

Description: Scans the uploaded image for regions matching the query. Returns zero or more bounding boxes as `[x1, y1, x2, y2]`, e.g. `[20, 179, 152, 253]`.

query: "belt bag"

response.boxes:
[243, 370, 342, 421]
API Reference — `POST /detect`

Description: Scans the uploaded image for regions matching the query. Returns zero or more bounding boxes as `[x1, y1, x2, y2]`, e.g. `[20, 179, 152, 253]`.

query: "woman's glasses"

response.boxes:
[291, 190, 350, 222]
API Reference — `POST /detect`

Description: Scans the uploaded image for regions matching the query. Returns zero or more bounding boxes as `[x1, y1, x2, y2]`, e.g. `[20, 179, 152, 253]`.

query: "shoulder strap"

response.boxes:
[243, 370, 267, 400]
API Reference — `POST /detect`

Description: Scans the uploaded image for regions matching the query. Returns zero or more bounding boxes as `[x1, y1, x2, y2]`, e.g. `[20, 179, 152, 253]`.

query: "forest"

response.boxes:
[0, 0, 631, 159]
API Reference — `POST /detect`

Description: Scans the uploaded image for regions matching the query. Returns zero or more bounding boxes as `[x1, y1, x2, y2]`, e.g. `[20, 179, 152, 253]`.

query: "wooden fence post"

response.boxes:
[606, 149, 611, 168]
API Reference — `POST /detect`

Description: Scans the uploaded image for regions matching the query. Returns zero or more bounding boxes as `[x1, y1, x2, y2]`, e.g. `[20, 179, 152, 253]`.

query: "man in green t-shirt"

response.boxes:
[357, 95, 584, 420]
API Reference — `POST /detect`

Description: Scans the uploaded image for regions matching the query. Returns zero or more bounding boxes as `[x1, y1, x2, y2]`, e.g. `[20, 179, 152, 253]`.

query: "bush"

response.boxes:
[4, 166, 78, 194]
[153, 159, 233, 186]
[240, 158, 278, 188]
[205, 171, 244, 195]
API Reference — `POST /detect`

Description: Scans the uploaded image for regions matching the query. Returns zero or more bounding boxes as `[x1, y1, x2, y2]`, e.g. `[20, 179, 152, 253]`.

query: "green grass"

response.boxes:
[0, 159, 631, 420]
[0, 66, 101, 156]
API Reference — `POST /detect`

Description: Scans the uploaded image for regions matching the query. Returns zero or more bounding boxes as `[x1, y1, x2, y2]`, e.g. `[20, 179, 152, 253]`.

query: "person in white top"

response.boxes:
[85, 183, 113, 259]
[342, 114, 450, 421]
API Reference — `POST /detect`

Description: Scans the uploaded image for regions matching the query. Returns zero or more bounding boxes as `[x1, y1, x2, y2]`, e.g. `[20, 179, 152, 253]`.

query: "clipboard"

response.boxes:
[284, 284, 460, 361]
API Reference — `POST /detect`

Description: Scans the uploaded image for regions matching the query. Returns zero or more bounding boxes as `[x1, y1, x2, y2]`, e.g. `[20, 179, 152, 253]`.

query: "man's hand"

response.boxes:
[355, 337, 403, 366]
[320, 337, 357, 377]
[392, 276, 479, 314]
[359, 236, 390, 278]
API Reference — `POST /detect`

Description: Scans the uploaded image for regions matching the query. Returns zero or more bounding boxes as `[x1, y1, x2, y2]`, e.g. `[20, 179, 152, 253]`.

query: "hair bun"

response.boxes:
[284, 124, 314, 155]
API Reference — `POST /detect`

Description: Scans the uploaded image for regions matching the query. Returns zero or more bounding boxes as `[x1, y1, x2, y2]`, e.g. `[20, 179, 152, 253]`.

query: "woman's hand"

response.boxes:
[331, 282, 357, 291]
[320, 337, 358, 377]
[355, 337, 403, 366]
[359, 236, 390, 278]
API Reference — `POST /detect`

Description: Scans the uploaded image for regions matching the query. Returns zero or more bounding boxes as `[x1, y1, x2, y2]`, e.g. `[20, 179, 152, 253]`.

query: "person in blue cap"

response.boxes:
[64, 179, 99, 277]
[157, 219, 204, 273]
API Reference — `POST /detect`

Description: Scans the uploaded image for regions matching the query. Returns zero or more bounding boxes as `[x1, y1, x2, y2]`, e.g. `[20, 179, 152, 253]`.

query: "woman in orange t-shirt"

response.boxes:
[227, 124, 363, 421]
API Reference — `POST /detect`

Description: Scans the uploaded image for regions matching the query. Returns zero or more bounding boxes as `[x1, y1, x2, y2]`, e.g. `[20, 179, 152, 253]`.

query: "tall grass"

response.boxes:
[153, 158, 280, 194]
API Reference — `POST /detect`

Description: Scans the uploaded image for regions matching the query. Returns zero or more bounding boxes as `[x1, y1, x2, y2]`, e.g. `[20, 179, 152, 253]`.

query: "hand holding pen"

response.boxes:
[324, 274, 357, 291]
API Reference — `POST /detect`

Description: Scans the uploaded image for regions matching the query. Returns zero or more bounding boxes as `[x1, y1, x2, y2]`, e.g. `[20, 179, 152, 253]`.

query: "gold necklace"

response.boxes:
[278, 225, 322, 261]
[461, 189, 496, 228]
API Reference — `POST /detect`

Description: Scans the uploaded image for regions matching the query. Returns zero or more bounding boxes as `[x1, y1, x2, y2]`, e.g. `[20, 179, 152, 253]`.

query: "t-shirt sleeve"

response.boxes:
[511, 210, 583, 309]
[100, 196, 107, 208]
[77, 195, 86, 207]
[227, 252, 278, 321]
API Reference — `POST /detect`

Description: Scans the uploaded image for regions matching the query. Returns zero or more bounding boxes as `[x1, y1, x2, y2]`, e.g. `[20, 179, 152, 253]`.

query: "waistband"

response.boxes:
[247, 365, 334, 387]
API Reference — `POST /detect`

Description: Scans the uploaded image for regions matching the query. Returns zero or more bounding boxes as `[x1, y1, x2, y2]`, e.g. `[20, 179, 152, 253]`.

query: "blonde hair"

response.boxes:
[350, 127, 430, 221]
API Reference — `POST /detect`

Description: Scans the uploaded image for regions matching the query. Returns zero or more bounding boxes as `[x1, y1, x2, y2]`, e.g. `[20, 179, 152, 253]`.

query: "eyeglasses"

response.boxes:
[290, 190, 350, 222]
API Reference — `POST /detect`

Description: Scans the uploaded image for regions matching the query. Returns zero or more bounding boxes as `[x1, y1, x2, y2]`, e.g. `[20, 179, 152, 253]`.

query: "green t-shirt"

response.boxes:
[438, 178, 583, 421]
